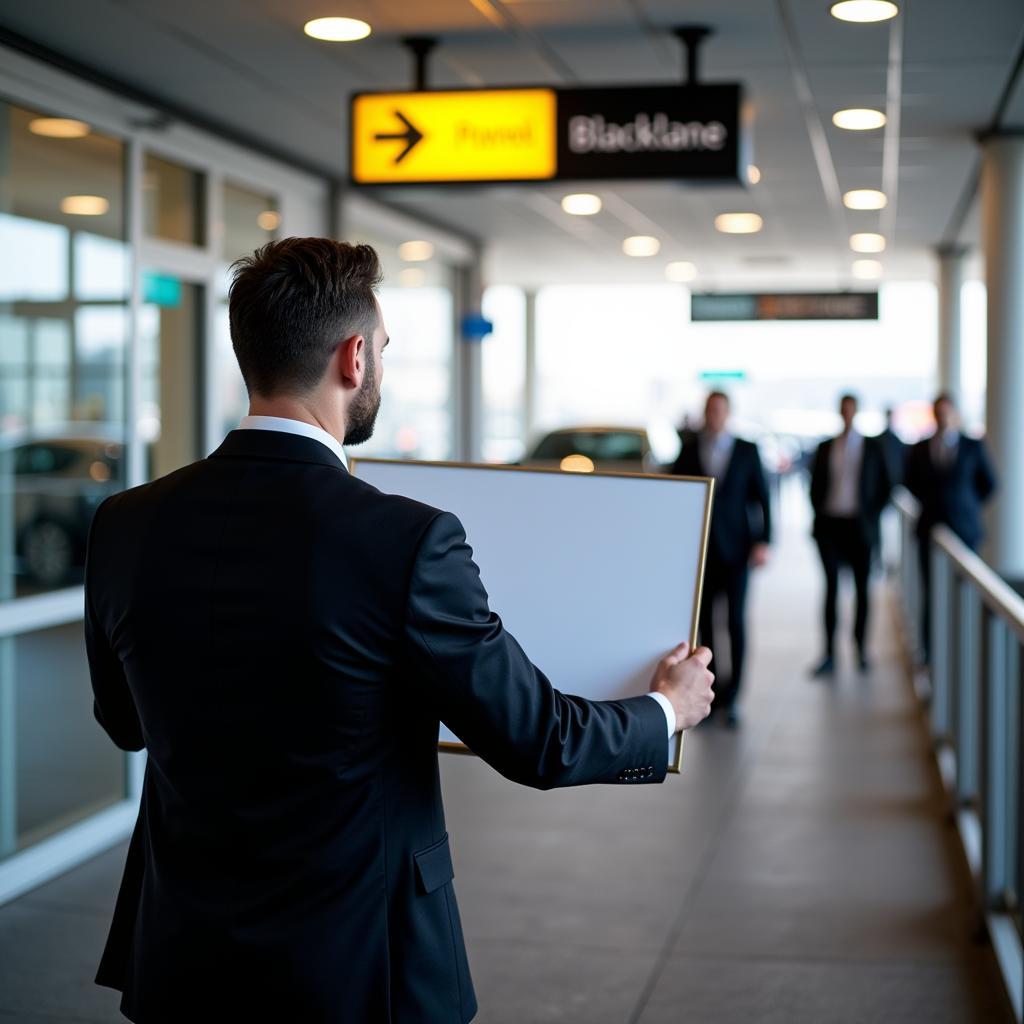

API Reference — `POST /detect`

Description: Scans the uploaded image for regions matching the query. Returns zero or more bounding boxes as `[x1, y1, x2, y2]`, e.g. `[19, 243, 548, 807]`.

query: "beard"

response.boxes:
[343, 343, 382, 446]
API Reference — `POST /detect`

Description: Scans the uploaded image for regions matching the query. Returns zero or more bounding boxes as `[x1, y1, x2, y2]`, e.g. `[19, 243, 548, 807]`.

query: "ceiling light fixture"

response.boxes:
[747, 165, 761, 185]
[29, 117, 90, 138]
[257, 210, 281, 231]
[832, 108, 887, 131]
[398, 240, 434, 262]
[843, 189, 887, 210]
[561, 193, 602, 216]
[715, 212, 763, 234]
[665, 261, 698, 282]
[830, 1, 899, 23]
[303, 17, 372, 42]
[623, 235, 660, 257]
[850, 232, 886, 253]
[60, 195, 109, 216]
[852, 259, 884, 280]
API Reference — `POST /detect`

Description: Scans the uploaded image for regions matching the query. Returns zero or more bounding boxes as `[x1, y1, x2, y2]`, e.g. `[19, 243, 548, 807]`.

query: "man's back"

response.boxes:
[86, 428, 671, 1023]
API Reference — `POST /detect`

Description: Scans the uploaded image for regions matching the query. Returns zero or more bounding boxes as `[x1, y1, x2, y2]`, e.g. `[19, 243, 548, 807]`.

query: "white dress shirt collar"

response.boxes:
[238, 415, 348, 469]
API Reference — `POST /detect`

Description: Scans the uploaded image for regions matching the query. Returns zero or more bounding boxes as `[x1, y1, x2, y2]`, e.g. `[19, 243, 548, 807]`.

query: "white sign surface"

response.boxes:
[351, 461, 712, 770]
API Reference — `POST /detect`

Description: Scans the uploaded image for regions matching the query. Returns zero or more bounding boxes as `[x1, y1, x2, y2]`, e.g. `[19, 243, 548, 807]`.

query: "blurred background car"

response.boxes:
[519, 425, 663, 474]
[2, 430, 125, 589]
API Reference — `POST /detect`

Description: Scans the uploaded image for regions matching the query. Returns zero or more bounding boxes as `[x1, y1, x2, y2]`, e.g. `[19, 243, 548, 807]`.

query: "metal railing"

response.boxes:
[894, 489, 1023, 1020]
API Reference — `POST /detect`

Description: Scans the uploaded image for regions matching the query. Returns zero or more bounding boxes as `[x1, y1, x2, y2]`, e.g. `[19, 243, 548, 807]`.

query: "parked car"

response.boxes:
[4, 433, 124, 587]
[521, 426, 662, 474]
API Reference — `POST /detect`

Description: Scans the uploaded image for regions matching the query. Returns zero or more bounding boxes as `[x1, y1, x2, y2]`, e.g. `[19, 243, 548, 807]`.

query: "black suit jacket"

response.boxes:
[905, 433, 996, 549]
[84, 429, 669, 1024]
[809, 434, 892, 548]
[670, 437, 771, 564]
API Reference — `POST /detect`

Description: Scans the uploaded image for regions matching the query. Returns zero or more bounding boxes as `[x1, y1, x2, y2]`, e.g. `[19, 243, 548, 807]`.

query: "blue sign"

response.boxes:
[460, 313, 494, 341]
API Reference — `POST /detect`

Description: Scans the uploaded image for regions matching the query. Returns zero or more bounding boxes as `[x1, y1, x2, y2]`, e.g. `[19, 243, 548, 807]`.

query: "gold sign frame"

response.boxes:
[350, 458, 715, 775]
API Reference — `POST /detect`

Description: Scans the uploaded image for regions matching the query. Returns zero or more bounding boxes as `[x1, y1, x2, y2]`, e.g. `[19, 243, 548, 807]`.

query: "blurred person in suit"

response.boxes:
[809, 394, 892, 676]
[877, 407, 907, 489]
[671, 391, 771, 727]
[905, 392, 997, 659]
[84, 237, 717, 1024]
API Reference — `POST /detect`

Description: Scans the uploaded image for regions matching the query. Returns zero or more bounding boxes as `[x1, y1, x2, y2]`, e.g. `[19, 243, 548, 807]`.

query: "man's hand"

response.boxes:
[750, 543, 769, 568]
[649, 642, 715, 732]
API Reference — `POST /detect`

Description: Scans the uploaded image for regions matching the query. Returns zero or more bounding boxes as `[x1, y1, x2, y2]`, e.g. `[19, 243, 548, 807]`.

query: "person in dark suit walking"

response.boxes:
[809, 394, 892, 676]
[670, 391, 771, 727]
[877, 407, 907, 489]
[905, 392, 997, 657]
[84, 238, 715, 1024]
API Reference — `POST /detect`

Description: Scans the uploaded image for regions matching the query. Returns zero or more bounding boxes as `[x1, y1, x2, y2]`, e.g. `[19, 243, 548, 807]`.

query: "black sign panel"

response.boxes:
[556, 84, 743, 183]
[690, 292, 879, 322]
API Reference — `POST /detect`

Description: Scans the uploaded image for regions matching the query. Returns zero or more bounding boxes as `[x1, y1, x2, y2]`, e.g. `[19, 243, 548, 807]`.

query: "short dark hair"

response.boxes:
[228, 237, 382, 397]
[706, 390, 730, 405]
[934, 391, 956, 407]
[839, 392, 858, 406]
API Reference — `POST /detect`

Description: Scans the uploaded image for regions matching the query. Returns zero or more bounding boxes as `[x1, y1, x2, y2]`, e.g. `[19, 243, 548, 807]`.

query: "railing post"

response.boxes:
[956, 582, 981, 804]
[981, 614, 1010, 908]
[931, 545, 952, 741]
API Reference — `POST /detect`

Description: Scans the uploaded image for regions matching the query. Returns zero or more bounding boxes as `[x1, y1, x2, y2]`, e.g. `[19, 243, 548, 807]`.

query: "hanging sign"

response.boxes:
[690, 292, 879, 322]
[350, 84, 744, 186]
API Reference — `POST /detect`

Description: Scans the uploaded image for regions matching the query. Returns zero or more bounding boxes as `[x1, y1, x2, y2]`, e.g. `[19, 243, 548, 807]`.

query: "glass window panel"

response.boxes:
[1, 622, 126, 858]
[74, 231, 129, 300]
[222, 181, 278, 266]
[143, 152, 205, 246]
[0, 101, 128, 600]
[482, 285, 526, 464]
[0, 213, 68, 301]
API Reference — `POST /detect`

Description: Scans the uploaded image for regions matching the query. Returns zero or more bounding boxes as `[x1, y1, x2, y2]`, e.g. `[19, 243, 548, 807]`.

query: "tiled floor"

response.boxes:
[0, 489, 1014, 1022]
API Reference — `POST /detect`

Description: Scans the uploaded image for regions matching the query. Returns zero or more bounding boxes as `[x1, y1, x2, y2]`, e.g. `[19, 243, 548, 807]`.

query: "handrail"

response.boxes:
[892, 485, 1024, 643]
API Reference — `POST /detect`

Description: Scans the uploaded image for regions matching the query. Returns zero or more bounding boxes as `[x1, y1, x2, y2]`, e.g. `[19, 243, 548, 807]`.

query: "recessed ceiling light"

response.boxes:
[60, 195, 109, 216]
[623, 235, 660, 257]
[832, 108, 887, 131]
[29, 117, 90, 138]
[257, 210, 280, 231]
[665, 261, 698, 282]
[747, 164, 761, 185]
[843, 189, 887, 210]
[850, 232, 886, 253]
[303, 17, 371, 41]
[561, 193, 602, 216]
[715, 212, 763, 234]
[830, 1, 898, 23]
[852, 259, 883, 279]
[398, 267, 426, 287]
[398, 240, 434, 262]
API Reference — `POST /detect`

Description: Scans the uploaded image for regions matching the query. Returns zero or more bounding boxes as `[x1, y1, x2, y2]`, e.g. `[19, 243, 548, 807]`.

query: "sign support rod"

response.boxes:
[672, 25, 712, 87]
[402, 36, 438, 92]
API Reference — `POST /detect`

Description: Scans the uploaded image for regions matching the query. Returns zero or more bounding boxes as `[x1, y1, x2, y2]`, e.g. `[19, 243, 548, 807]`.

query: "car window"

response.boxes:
[532, 431, 645, 462]
[13, 444, 81, 475]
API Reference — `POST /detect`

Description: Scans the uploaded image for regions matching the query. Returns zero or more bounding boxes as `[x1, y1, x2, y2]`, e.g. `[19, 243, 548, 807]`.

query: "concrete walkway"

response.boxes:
[0, 485, 1013, 1022]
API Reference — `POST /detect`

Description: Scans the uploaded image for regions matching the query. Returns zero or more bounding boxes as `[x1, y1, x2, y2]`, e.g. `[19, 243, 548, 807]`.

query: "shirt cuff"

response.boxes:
[646, 692, 677, 738]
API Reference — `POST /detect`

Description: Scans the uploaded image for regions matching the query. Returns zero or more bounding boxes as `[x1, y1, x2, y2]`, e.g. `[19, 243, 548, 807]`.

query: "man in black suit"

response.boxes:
[905, 392, 997, 656]
[671, 391, 771, 727]
[809, 394, 892, 676]
[84, 238, 715, 1024]
[877, 407, 907, 489]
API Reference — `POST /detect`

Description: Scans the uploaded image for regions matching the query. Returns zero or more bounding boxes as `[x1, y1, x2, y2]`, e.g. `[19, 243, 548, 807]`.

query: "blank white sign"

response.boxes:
[351, 460, 712, 770]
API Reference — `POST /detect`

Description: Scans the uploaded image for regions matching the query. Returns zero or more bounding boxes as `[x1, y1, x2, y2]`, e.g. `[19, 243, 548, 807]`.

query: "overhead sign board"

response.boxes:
[350, 84, 743, 186]
[690, 292, 879, 322]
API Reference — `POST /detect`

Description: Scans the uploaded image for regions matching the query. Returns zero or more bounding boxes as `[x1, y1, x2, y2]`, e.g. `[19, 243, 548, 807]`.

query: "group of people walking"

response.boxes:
[671, 390, 997, 725]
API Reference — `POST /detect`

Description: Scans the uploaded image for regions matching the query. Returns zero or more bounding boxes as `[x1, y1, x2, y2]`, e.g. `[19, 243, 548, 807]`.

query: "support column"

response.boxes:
[523, 290, 538, 448]
[455, 259, 484, 463]
[981, 132, 1024, 579]
[936, 244, 966, 396]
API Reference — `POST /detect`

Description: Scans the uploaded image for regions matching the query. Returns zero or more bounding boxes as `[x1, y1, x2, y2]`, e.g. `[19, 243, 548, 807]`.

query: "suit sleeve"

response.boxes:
[404, 511, 670, 790]
[84, 501, 145, 752]
[748, 444, 772, 545]
[904, 443, 925, 501]
[809, 442, 826, 514]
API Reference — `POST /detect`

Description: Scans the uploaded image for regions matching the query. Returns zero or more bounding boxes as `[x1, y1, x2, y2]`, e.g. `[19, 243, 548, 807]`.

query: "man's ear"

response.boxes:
[335, 334, 365, 390]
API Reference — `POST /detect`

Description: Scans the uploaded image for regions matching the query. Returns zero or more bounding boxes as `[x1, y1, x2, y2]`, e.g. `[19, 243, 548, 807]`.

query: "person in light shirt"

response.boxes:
[905, 392, 997, 659]
[808, 394, 892, 677]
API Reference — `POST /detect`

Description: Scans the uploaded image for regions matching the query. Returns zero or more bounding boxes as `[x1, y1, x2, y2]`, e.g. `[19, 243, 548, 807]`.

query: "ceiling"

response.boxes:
[1, 0, 1022, 289]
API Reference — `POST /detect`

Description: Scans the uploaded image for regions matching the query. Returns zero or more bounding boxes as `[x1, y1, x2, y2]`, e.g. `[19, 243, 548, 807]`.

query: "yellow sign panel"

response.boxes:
[351, 89, 557, 185]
